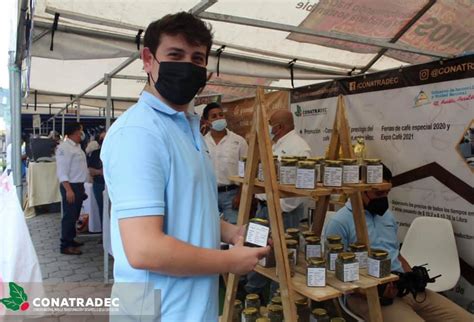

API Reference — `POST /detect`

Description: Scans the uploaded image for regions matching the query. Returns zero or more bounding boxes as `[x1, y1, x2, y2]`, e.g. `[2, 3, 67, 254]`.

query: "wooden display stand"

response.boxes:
[222, 90, 397, 322]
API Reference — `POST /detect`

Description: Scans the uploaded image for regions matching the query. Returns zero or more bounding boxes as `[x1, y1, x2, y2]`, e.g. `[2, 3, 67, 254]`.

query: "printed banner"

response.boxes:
[291, 55, 474, 308]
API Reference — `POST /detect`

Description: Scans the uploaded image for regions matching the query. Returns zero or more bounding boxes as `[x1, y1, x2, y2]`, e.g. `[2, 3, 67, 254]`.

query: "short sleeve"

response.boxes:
[323, 216, 350, 249]
[239, 137, 248, 159]
[101, 126, 169, 219]
[56, 145, 71, 182]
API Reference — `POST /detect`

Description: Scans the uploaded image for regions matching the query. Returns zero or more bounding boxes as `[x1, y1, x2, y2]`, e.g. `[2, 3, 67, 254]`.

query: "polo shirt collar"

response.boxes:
[140, 90, 180, 116]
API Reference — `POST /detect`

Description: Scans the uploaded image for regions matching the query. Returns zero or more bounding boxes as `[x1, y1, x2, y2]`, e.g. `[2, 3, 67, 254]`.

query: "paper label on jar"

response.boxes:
[323, 167, 342, 187]
[355, 251, 368, 268]
[343, 165, 360, 184]
[305, 244, 322, 259]
[307, 267, 326, 287]
[367, 165, 383, 184]
[238, 161, 245, 178]
[329, 253, 338, 271]
[288, 248, 298, 265]
[316, 164, 321, 182]
[280, 166, 297, 185]
[245, 222, 269, 247]
[343, 262, 359, 282]
[296, 168, 316, 189]
[258, 163, 264, 181]
[368, 257, 381, 277]
[258, 256, 266, 267]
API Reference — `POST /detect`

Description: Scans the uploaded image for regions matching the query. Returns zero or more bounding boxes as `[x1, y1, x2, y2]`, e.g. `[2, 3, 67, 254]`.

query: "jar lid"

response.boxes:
[281, 158, 298, 163]
[294, 297, 308, 306]
[284, 233, 293, 240]
[268, 304, 283, 312]
[250, 218, 269, 225]
[340, 158, 357, 164]
[364, 158, 381, 164]
[242, 307, 258, 315]
[297, 160, 316, 167]
[349, 242, 367, 250]
[308, 257, 325, 265]
[234, 299, 242, 306]
[338, 252, 356, 261]
[296, 156, 308, 160]
[281, 155, 297, 160]
[273, 155, 278, 159]
[286, 228, 300, 235]
[328, 244, 344, 251]
[327, 235, 342, 242]
[330, 318, 346, 322]
[312, 308, 328, 316]
[325, 160, 343, 166]
[307, 157, 325, 162]
[271, 296, 282, 305]
[305, 236, 321, 244]
[246, 293, 260, 301]
[286, 239, 298, 246]
[256, 318, 270, 322]
[240, 156, 247, 161]
[301, 230, 317, 237]
[371, 249, 389, 259]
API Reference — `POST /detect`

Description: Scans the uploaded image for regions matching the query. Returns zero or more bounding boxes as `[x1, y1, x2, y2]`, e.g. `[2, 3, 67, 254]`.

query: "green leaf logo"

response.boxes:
[294, 105, 302, 117]
[0, 282, 29, 311]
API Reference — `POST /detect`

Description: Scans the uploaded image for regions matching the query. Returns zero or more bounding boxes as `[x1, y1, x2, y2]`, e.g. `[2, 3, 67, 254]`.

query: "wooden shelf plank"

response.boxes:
[360, 269, 399, 284]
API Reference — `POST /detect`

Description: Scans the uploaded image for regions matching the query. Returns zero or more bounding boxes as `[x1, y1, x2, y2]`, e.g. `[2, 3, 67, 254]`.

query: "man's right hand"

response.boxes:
[383, 282, 398, 299]
[66, 189, 75, 204]
[228, 236, 270, 275]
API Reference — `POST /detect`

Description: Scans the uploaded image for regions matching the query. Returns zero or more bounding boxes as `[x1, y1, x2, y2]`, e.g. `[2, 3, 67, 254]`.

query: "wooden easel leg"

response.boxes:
[365, 286, 383, 322]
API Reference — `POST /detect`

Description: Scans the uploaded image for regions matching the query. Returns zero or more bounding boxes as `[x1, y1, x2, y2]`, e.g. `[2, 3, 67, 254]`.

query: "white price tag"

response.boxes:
[258, 257, 266, 267]
[343, 165, 360, 184]
[296, 168, 316, 189]
[367, 165, 383, 184]
[323, 167, 342, 187]
[307, 267, 326, 287]
[368, 257, 381, 277]
[329, 253, 338, 271]
[305, 244, 322, 259]
[343, 262, 359, 282]
[258, 163, 264, 181]
[355, 251, 368, 268]
[289, 248, 298, 265]
[280, 166, 297, 185]
[245, 222, 269, 247]
[238, 161, 245, 178]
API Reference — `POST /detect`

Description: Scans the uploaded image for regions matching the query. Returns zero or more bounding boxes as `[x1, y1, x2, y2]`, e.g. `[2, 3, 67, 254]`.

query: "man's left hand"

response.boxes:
[230, 225, 246, 246]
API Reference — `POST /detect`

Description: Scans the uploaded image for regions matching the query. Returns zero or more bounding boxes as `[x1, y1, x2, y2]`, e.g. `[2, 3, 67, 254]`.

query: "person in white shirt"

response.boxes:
[246, 109, 312, 298]
[56, 122, 88, 255]
[203, 102, 248, 224]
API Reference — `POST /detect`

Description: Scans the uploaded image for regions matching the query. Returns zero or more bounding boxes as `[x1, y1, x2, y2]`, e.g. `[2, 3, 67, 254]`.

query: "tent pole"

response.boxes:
[9, 51, 23, 200]
[77, 99, 81, 121]
[105, 74, 112, 130]
[53, 117, 56, 133]
[188, 0, 217, 15]
[61, 110, 65, 137]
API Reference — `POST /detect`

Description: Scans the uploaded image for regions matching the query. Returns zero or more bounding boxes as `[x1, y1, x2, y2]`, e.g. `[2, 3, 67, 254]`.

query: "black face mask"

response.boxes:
[366, 196, 389, 216]
[152, 59, 207, 105]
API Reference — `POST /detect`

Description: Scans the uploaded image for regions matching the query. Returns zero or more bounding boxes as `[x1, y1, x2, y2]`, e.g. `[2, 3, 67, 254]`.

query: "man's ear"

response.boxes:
[141, 47, 154, 74]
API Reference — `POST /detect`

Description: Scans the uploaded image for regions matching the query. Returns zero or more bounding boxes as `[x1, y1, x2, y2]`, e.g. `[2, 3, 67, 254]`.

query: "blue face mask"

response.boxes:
[211, 119, 227, 131]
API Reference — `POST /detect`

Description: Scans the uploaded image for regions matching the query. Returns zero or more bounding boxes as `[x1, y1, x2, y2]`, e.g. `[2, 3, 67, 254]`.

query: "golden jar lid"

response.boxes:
[295, 156, 308, 161]
[280, 158, 298, 164]
[330, 318, 346, 322]
[325, 160, 343, 166]
[364, 158, 381, 164]
[245, 293, 260, 301]
[302, 230, 317, 237]
[286, 228, 300, 235]
[328, 244, 344, 251]
[242, 307, 258, 316]
[312, 308, 328, 316]
[350, 243, 367, 250]
[327, 235, 342, 242]
[234, 299, 242, 306]
[298, 160, 316, 167]
[273, 155, 278, 159]
[340, 158, 357, 165]
[271, 296, 282, 305]
[256, 318, 270, 322]
[338, 252, 356, 261]
[305, 236, 321, 244]
[286, 239, 298, 247]
[268, 304, 283, 312]
[371, 249, 389, 259]
[307, 157, 325, 162]
[240, 156, 247, 161]
[284, 233, 293, 240]
[250, 218, 269, 225]
[308, 257, 326, 266]
[281, 155, 297, 160]
[294, 297, 308, 306]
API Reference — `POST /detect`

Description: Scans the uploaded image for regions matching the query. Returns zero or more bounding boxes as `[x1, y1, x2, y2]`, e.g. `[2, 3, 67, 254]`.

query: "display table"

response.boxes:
[83, 182, 102, 233]
[25, 162, 61, 217]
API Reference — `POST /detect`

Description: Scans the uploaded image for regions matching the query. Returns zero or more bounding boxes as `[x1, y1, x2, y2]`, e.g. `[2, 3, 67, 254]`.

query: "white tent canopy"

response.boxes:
[27, 0, 472, 114]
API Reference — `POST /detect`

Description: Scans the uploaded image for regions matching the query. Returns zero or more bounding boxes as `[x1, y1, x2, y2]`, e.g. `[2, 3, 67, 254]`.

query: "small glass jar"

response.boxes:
[307, 257, 326, 287]
[286, 239, 299, 265]
[245, 294, 261, 310]
[330, 318, 346, 322]
[245, 218, 270, 247]
[258, 162, 264, 181]
[340, 158, 360, 184]
[270, 296, 282, 306]
[233, 299, 243, 322]
[239, 156, 247, 178]
[274, 155, 280, 181]
[288, 250, 296, 277]
[323, 160, 343, 187]
[267, 304, 284, 322]
[259, 246, 276, 268]
[280, 158, 298, 185]
[362, 159, 383, 184]
[300, 230, 317, 252]
[286, 228, 300, 242]
[296, 160, 317, 189]
[335, 252, 359, 282]
[305, 236, 322, 260]
[256, 318, 270, 322]
[242, 307, 259, 322]
[326, 244, 344, 271]
[324, 235, 342, 255]
[368, 249, 391, 278]
[307, 157, 325, 183]
[295, 297, 310, 322]
[349, 243, 368, 269]
[310, 308, 330, 322]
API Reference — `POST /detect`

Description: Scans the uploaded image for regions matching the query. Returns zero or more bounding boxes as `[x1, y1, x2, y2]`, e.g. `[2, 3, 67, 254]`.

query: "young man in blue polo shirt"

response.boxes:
[324, 165, 471, 322]
[101, 12, 269, 322]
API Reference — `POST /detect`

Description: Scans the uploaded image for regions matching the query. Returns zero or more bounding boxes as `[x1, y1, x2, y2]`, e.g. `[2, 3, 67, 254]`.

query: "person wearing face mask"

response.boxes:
[202, 102, 248, 224]
[87, 130, 106, 233]
[100, 12, 269, 322]
[323, 164, 472, 322]
[56, 122, 88, 255]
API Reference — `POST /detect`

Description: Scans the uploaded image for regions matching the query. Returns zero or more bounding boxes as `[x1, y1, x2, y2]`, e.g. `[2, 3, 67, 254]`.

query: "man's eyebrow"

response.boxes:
[193, 52, 206, 58]
[166, 47, 185, 53]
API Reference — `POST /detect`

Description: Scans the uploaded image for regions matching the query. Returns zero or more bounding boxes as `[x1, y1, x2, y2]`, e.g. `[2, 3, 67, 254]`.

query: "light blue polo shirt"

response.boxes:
[101, 91, 220, 321]
[323, 202, 403, 273]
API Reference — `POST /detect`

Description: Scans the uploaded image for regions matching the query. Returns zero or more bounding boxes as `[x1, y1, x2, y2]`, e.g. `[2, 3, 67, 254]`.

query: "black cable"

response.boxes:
[288, 59, 297, 88]
[50, 13, 60, 51]
[216, 45, 226, 77]
[135, 29, 144, 50]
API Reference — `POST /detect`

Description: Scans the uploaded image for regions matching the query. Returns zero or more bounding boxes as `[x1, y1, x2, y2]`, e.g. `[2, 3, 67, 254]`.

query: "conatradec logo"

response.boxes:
[0, 282, 30, 311]
[294, 104, 327, 117]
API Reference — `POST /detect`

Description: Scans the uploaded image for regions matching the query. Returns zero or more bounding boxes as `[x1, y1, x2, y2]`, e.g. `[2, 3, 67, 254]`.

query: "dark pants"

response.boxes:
[93, 182, 105, 230]
[60, 183, 85, 250]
